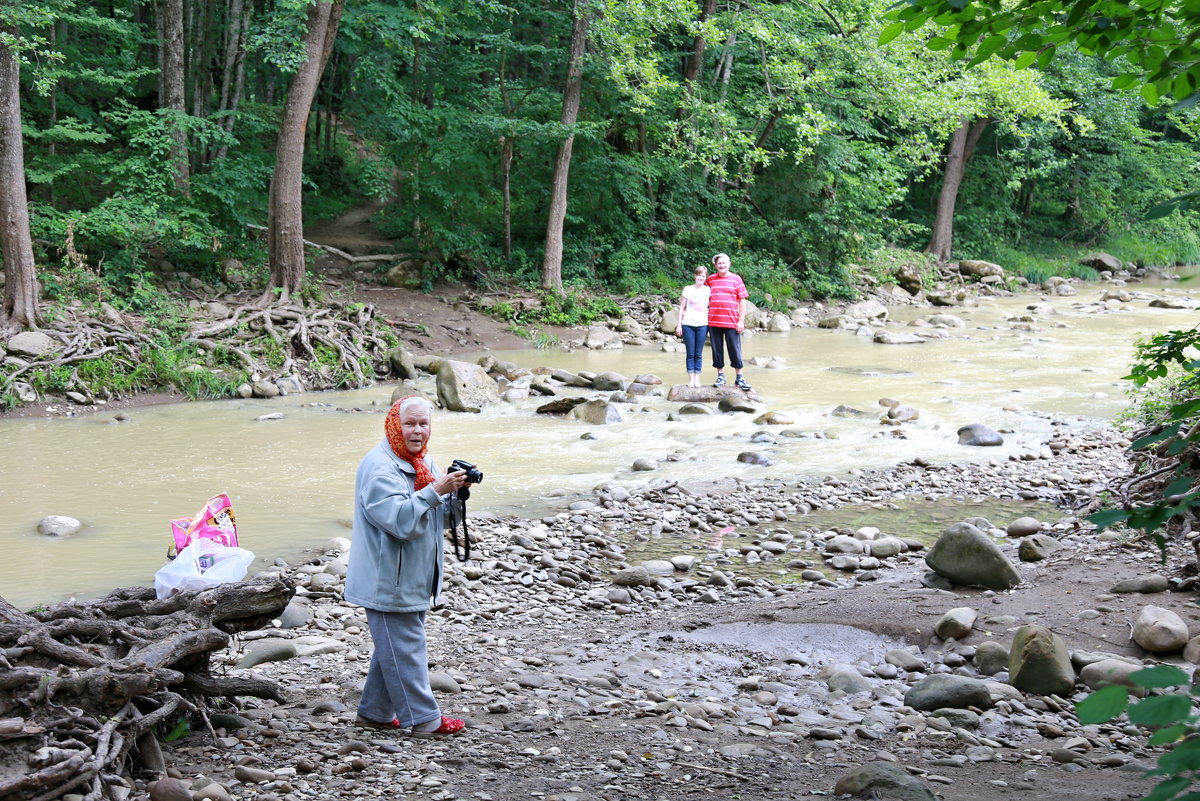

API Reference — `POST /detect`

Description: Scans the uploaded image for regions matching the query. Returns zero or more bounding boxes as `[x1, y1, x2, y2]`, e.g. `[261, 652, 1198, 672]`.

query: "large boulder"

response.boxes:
[904, 674, 991, 711]
[925, 522, 1021, 590]
[1009, 625, 1075, 697]
[551, 368, 593, 387]
[616, 316, 644, 336]
[612, 566, 655, 587]
[1079, 658, 1145, 694]
[592, 371, 628, 391]
[957, 259, 1005, 279]
[927, 313, 965, 328]
[1018, 534, 1061, 562]
[1081, 252, 1123, 272]
[387, 341, 418, 380]
[38, 515, 82, 537]
[1150, 297, 1194, 309]
[765, 312, 791, 332]
[845, 299, 888, 321]
[818, 314, 856, 329]
[1133, 605, 1189, 653]
[436, 359, 500, 413]
[6, 331, 58, 358]
[1006, 517, 1043, 537]
[584, 326, 622, 349]
[835, 762, 938, 801]
[661, 308, 681, 333]
[1110, 575, 1171, 594]
[895, 263, 924, 295]
[718, 395, 757, 413]
[789, 307, 816, 327]
[974, 641, 1009, 676]
[935, 607, 977, 641]
[536, 397, 586, 415]
[874, 330, 924, 345]
[957, 423, 1003, 446]
[572, 399, 623, 425]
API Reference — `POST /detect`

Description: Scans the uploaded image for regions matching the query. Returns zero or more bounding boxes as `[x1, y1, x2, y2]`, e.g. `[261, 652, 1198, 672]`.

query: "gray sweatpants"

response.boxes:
[359, 609, 440, 727]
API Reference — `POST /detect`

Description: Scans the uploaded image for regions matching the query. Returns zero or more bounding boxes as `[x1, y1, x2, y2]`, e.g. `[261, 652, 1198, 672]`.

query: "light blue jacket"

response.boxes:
[344, 440, 448, 613]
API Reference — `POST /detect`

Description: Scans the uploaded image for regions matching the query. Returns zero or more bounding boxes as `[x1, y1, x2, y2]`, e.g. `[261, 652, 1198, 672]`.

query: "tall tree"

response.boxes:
[926, 116, 991, 260]
[0, 14, 40, 329]
[158, 0, 189, 194]
[541, 0, 590, 291]
[265, 0, 345, 303]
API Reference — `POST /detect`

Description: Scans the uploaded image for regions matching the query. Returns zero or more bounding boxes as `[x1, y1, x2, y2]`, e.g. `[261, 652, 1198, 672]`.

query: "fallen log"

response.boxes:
[245, 222, 435, 264]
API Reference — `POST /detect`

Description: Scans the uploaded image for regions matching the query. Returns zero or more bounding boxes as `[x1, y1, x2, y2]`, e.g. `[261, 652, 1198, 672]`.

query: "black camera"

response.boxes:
[449, 459, 483, 484]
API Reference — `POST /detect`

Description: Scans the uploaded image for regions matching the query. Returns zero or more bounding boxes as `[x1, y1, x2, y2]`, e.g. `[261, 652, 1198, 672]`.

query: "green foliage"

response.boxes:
[1090, 326, 1200, 546]
[885, 0, 1200, 105]
[1102, 234, 1200, 270]
[532, 289, 622, 327]
[1074, 666, 1200, 801]
[506, 322, 559, 349]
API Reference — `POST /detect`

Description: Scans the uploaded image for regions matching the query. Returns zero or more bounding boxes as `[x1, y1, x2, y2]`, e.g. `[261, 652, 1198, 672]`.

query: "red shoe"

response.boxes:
[410, 716, 466, 738]
[354, 715, 401, 730]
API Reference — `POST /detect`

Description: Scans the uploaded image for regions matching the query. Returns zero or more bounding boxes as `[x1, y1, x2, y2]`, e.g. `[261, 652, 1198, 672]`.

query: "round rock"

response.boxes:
[1006, 517, 1043, 537]
[37, 516, 83, 537]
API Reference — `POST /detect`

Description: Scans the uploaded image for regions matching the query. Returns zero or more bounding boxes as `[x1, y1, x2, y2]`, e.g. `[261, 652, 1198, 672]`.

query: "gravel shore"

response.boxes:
[135, 421, 1200, 801]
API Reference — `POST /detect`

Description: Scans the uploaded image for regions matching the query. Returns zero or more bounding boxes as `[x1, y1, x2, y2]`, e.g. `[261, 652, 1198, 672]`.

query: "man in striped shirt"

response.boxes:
[706, 253, 751, 391]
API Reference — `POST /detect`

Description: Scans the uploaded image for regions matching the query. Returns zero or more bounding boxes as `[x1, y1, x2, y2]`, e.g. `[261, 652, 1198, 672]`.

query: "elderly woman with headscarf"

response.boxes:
[344, 395, 470, 736]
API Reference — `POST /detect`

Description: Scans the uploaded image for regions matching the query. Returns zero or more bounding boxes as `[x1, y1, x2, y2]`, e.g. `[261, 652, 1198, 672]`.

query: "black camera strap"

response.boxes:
[450, 487, 471, 562]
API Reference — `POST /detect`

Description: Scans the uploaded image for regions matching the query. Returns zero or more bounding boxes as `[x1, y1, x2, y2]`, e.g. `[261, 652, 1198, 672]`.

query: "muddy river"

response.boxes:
[2, 277, 1196, 608]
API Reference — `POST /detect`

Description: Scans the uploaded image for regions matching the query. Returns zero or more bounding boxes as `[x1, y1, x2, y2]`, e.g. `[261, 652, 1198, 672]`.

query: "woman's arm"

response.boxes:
[359, 470, 444, 541]
[675, 290, 687, 336]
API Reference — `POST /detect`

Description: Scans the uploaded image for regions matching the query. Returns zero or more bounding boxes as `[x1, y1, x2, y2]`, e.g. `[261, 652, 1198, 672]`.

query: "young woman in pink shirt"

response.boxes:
[674, 266, 711, 388]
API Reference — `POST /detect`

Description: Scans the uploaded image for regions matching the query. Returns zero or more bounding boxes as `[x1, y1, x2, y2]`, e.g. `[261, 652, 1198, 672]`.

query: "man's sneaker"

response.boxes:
[735, 376, 752, 391]
[713, 374, 726, 388]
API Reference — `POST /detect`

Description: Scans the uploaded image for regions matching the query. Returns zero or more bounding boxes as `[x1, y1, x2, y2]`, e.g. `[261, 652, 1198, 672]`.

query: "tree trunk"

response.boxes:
[540, 0, 590, 292]
[501, 135, 513, 260]
[676, 0, 716, 120]
[925, 117, 991, 261]
[213, 0, 250, 162]
[160, 0, 189, 195]
[264, 0, 345, 303]
[0, 26, 39, 330]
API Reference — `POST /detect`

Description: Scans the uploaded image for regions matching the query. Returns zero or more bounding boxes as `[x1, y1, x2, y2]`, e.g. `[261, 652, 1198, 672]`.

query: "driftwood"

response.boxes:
[0, 576, 294, 801]
[245, 223, 435, 265]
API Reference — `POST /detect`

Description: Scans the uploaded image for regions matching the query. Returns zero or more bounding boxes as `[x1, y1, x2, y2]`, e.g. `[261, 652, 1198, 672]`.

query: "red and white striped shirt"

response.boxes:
[705, 272, 748, 328]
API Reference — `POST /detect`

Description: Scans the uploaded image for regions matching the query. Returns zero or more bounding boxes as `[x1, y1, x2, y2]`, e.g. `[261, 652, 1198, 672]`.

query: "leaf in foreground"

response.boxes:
[1075, 684, 1129, 723]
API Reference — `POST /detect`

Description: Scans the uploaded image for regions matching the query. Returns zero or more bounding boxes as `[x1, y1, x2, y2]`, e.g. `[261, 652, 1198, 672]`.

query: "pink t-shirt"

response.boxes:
[706, 271, 748, 328]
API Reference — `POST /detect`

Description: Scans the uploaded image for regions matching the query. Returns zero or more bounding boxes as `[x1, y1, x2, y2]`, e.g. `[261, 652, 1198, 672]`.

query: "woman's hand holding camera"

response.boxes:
[433, 469, 469, 495]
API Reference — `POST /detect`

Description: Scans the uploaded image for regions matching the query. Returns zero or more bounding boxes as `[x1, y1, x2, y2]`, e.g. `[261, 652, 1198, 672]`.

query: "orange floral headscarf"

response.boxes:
[384, 396, 435, 490]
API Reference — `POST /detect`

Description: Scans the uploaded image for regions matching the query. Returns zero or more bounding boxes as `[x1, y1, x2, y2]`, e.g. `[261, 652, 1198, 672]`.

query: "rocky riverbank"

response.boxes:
[137, 423, 1196, 801]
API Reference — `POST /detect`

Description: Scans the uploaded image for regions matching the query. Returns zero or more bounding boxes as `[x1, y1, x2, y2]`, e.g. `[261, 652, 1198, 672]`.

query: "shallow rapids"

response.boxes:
[2, 277, 1197, 608]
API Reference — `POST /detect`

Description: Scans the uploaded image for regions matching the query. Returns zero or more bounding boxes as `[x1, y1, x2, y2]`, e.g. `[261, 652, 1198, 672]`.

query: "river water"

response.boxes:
[2, 278, 1196, 609]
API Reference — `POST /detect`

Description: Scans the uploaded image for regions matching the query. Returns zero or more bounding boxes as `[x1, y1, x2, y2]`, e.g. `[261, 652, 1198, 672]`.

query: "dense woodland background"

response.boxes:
[1, 0, 1199, 327]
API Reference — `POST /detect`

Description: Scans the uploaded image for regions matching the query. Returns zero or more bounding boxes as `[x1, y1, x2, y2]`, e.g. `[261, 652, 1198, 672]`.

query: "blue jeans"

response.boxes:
[681, 324, 707, 373]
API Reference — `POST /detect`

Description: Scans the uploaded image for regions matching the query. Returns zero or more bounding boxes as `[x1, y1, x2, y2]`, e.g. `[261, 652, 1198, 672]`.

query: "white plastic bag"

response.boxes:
[154, 539, 255, 600]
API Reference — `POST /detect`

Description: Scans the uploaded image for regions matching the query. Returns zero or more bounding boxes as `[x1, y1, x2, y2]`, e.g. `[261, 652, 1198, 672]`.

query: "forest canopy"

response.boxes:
[2, 0, 1200, 321]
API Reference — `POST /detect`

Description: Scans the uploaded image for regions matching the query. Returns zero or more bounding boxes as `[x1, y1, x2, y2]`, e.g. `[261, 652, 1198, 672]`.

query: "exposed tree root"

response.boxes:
[0, 576, 293, 801]
[1, 291, 406, 405]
